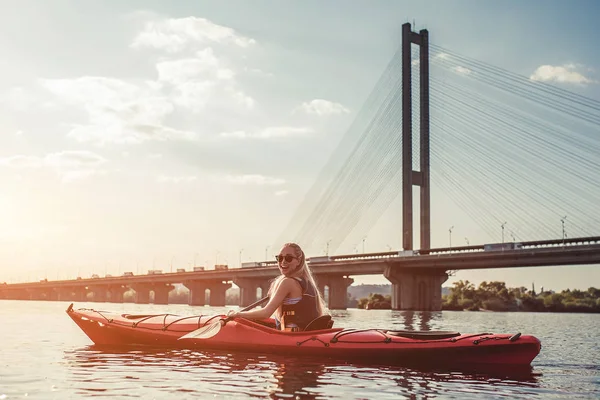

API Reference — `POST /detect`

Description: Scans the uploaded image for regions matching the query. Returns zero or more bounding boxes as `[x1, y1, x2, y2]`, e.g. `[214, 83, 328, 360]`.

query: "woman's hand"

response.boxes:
[227, 310, 239, 318]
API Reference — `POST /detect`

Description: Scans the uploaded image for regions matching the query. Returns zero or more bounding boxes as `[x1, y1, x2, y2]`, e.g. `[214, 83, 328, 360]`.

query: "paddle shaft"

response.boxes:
[240, 296, 269, 312]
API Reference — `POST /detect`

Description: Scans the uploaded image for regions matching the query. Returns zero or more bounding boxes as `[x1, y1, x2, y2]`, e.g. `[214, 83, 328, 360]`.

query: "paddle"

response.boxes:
[178, 296, 270, 340]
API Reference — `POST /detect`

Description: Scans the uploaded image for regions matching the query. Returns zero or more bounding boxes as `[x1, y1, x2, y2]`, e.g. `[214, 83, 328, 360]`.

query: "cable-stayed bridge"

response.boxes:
[275, 25, 600, 257]
[2, 23, 600, 310]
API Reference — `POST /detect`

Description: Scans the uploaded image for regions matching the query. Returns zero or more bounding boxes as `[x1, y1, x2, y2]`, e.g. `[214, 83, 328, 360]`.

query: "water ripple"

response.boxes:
[1, 301, 599, 399]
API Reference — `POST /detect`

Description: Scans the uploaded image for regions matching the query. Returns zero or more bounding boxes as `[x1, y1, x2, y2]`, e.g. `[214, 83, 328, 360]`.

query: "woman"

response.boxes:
[227, 242, 327, 331]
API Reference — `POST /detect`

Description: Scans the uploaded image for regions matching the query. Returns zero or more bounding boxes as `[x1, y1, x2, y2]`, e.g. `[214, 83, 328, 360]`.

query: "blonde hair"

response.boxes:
[269, 242, 327, 319]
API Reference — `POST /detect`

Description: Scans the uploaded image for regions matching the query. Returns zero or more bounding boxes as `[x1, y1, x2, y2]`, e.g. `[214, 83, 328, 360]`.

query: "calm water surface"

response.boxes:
[1, 300, 598, 399]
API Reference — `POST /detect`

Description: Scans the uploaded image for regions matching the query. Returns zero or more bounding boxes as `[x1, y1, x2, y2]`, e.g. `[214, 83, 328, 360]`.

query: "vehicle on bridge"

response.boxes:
[307, 256, 332, 263]
[215, 264, 228, 270]
[484, 242, 523, 252]
[91, 274, 99, 279]
[147, 270, 163, 275]
[193, 267, 205, 272]
[176, 268, 186, 273]
[122, 272, 133, 276]
[241, 262, 267, 268]
[398, 250, 418, 257]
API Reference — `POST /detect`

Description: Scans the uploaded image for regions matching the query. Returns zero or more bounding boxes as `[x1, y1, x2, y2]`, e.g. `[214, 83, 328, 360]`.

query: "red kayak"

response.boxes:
[66, 304, 541, 367]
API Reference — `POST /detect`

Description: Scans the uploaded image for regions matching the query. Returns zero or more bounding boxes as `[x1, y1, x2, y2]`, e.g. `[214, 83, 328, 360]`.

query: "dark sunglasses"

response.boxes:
[275, 254, 298, 263]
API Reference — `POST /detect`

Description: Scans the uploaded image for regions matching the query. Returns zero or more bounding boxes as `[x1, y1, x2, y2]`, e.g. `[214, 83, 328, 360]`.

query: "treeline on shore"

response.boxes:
[356, 281, 600, 313]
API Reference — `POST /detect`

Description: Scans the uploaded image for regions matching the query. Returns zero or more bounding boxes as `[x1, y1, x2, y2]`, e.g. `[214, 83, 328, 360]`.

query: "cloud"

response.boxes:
[157, 175, 197, 183]
[18, 15, 257, 145]
[60, 169, 106, 183]
[0, 150, 108, 183]
[223, 174, 285, 185]
[530, 64, 596, 84]
[44, 150, 107, 169]
[1, 86, 56, 111]
[298, 99, 350, 116]
[41, 76, 197, 144]
[156, 48, 231, 84]
[0, 155, 44, 168]
[155, 48, 254, 111]
[220, 126, 313, 140]
[275, 190, 289, 196]
[131, 16, 256, 53]
[453, 66, 471, 75]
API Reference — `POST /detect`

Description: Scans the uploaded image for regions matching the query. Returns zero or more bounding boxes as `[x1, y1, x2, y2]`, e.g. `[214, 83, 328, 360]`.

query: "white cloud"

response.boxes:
[0, 155, 44, 168]
[223, 174, 285, 186]
[1, 86, 56, 111]
[530, 64, 596, 84]
[41, 76, 197, 144]
[275, 190, 289, 196]
[131, 16, 256, 53]
[44, 150, 107, 169]
[0, 150, 108, 183]
[298, 99, 350, 116]
[157, 175, 197, 183]
[454, 66, 471, 75]
[156, 49, 229, 84]
[155, 48, 255, 111]
[147, 153, 163, 159]
[220, 126, 313, 140]
[18, 15, 257, 146]
[60, 169, 106, 183]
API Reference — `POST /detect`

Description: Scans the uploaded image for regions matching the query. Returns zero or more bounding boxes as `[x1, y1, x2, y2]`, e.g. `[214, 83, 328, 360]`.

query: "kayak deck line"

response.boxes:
[66, 303, 542, 367]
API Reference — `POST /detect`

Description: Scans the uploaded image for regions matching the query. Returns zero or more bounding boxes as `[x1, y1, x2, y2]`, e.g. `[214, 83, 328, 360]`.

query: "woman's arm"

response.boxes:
[228, 278, 296, 320]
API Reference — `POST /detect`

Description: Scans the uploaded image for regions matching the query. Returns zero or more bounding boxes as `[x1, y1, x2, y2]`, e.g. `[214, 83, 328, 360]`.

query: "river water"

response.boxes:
[0, 300, 598, 399]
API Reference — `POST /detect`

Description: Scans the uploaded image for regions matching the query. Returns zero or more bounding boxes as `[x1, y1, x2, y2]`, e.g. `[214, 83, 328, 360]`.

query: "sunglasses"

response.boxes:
[275, 254, 298, 263]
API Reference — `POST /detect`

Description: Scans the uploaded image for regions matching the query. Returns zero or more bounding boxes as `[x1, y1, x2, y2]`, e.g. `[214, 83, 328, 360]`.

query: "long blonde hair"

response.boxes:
[268, 242, 327, 319]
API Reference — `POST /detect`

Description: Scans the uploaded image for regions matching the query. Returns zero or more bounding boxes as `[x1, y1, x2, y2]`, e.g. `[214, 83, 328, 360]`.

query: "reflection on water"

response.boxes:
[62, 345, 541, 399]
[393, 311, 436, 331]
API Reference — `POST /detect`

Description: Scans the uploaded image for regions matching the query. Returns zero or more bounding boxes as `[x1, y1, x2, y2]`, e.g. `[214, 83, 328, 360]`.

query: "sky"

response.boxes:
[0, 0, 599, 291]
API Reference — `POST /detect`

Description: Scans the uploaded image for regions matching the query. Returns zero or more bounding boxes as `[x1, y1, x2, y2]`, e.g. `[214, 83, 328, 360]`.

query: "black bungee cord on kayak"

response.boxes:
[69, 306, 524, 346]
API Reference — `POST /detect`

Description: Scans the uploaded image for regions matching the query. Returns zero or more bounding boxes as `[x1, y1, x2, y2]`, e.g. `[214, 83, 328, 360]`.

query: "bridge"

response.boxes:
[3, 236, 600, 309]
[2, 23, 600, 310]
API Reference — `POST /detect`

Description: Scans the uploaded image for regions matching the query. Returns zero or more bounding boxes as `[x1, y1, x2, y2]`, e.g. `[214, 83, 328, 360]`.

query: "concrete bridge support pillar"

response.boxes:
[183, 281, 208, 306]
[234, 279, 270, 306]
[89, 286, 107, 302]
[26, 289, 44, 300]
[208, 281, 232, 307]
[10, 289, 30, 300]
[73, 288, 88, 302]
[56, 288, 76, 301]
[43, 289, 58, 301]
[131, 284, 152, 304]
[384, 267, 448, 311]
[152, 284, 175, 305]
[107, 285, 129, 303]
[315, 275, 354, 310]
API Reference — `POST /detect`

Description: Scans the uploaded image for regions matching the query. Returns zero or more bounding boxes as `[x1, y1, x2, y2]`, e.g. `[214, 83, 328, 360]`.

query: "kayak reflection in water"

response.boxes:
[227, 242, 328, 332]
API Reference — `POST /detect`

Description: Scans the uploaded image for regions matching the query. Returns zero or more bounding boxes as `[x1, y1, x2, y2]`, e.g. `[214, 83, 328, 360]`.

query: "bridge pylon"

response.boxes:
[402, 22, 430, 251]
